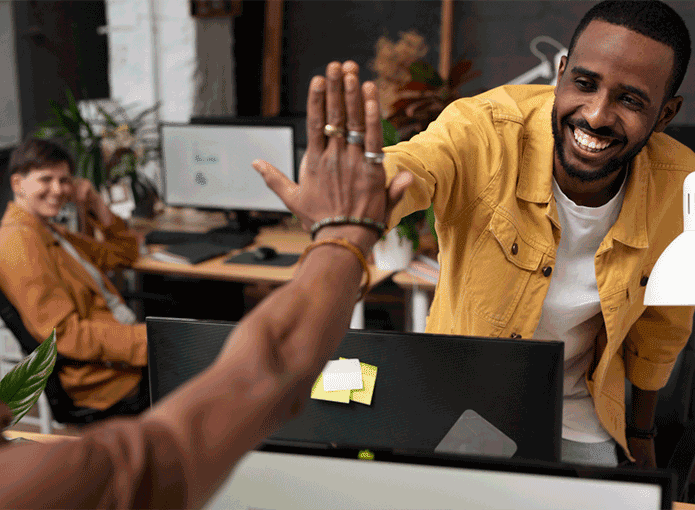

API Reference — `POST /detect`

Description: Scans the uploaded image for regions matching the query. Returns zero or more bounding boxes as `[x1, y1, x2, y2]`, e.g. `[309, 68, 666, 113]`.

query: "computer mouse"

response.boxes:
[253, 246, 278, 261]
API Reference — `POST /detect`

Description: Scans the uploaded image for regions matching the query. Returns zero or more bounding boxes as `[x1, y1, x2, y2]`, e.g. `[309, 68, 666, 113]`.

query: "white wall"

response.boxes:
[0, 1, 22, 149]
[104, 0, 197, 187]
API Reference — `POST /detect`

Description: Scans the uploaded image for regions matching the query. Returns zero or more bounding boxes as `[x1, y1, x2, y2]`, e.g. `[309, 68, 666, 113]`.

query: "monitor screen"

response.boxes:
[146, 318, 564, 463]
[160, 122, 295, 213]
[203, 447, 671, 510]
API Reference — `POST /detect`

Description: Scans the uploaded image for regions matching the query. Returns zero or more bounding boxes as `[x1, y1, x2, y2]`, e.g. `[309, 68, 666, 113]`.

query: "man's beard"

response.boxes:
[551, 103, 652, 183]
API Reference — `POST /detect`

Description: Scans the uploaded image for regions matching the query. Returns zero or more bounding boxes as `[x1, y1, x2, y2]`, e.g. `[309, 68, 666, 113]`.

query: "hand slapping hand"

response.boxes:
[252, 61, 412, 254]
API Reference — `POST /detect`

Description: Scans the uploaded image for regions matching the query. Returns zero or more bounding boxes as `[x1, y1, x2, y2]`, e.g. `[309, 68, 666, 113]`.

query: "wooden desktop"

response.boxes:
[126, 207, 395, 328]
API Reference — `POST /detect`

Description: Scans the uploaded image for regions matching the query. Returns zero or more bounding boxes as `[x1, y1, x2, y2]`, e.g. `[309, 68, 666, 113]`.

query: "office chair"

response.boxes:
[625, 314, 695, 502]
[0, 286, 142, 425]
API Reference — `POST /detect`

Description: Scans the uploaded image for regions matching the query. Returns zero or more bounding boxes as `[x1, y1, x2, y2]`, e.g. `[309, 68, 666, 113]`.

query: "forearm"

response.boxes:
[629, 386, 659, 431]
[143, 244, 364, 508]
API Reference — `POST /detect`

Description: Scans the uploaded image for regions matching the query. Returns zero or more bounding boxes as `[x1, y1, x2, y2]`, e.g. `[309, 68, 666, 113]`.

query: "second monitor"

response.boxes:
[160, 120, 296, 233]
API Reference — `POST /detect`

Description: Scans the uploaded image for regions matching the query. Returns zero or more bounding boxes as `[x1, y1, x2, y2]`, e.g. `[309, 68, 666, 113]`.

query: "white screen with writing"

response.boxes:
[161, 124, 294, 212]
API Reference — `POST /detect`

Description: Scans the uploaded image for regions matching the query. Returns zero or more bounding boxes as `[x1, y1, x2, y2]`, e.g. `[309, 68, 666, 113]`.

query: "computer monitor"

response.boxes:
[203, 443, 674, 510]
[146, 317, 564, 463]
[159, 120, 296, 233]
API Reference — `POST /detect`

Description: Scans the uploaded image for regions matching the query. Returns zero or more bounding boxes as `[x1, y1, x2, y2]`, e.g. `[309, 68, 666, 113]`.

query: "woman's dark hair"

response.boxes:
[568, 0, 691, 99]
[9, 138, 75, 176]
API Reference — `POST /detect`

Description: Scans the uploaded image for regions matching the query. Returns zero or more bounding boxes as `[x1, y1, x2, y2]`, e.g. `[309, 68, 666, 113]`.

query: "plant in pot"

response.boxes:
[34, 89, 162, 222]
[0, 331, 56, 443]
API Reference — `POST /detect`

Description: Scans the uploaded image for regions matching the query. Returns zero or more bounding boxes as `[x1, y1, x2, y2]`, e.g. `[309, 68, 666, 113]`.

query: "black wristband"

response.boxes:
[626, 424, 658, 440]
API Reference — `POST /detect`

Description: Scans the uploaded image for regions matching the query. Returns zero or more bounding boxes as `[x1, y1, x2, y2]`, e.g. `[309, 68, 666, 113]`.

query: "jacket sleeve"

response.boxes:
[0, 225, 147, 366]
[65, 214, 141, 272]
[382, 97, 503, 229]
[624, 305, 695, 390]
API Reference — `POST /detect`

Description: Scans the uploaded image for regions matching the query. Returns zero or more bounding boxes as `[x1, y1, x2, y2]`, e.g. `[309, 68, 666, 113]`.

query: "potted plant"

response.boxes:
[0, 331, 56, 440]
[34, 89, 162, 219]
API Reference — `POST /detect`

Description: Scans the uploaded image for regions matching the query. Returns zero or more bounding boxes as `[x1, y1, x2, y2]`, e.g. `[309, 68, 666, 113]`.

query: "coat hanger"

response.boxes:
[505, 36, 568, 86]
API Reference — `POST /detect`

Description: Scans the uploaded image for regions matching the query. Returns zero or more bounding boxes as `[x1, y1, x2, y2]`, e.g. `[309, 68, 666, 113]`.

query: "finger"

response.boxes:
[342, 60, 359, 75]
[306, 76, 326, 155]
[362, 81, 383, 156]
[325, 62, 346, 134]
[252, 159, 300, 211]
[385, 171, 413, 216]
[344, 73, 365, 134]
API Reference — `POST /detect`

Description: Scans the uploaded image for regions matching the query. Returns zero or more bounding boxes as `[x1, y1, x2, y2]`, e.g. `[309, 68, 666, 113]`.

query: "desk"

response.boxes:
[392, 270, 435, 333]
[3, 431, 694, 510]
[128, 209, 394, 328]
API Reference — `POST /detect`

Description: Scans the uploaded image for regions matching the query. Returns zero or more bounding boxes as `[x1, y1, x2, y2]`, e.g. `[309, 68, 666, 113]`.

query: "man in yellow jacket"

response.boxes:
[265, 1, 695, 468]
[382, 1, 695, 467]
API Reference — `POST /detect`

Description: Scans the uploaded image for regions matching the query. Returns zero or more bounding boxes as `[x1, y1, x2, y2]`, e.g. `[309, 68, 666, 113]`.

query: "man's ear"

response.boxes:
[654, 95, 683, 132]
[10, 174, 22, 197]
[554, 55, 568, 95]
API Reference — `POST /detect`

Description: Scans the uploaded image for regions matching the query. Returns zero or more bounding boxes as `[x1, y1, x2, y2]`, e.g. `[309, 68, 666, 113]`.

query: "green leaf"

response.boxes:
[97, 106, 119, 129]
[130, 101, 161, 129]
[0, 330, 57, 426]
[409, 61, 444, 89]
[381, 119, 400, 147]
[425, 203, 438, 244]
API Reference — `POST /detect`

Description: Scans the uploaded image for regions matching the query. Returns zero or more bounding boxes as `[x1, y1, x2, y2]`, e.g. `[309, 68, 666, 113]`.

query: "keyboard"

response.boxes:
[145, 229, 255, 250]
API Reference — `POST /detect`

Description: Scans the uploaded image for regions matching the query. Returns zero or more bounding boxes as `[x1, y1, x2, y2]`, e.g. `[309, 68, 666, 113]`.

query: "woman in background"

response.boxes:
[0, 137, 149, 416]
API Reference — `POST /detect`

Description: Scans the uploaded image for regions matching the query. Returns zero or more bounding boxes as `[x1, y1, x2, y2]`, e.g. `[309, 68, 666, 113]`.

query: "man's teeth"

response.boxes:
[573, 127, 612, 152]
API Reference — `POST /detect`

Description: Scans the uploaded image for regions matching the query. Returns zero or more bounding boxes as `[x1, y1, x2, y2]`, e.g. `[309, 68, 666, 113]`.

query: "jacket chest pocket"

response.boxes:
[460, 212, 544, 328]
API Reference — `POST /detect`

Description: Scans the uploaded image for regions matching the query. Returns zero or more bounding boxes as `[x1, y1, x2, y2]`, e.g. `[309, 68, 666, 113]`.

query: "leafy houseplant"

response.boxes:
[34, 89, 162, 217]
[0, 330, 56, 430]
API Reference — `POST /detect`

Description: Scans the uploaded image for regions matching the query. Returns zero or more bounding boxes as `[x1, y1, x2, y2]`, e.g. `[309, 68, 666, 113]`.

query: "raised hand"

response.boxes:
[252, 61, 411, 253]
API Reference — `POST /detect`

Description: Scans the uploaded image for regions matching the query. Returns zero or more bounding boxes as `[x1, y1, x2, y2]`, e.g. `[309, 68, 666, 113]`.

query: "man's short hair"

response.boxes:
[567, 0, 691, 99]
[9, 138, 75, 176]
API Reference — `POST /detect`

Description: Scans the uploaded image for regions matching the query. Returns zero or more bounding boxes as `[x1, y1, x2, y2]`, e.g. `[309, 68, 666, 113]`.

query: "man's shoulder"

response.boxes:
[645, 131, 695, 173]
[457, 84, 554, 120]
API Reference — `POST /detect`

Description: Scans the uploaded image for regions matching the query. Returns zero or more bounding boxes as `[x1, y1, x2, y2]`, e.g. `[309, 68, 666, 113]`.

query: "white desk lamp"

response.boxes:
[644, 172, 695, 305]
[506, 36, 568, 87]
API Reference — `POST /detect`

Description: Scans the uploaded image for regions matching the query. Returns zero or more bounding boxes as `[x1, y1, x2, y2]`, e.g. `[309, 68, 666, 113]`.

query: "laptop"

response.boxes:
[203, 443, 675, 510]
[146, 317, 564, 462]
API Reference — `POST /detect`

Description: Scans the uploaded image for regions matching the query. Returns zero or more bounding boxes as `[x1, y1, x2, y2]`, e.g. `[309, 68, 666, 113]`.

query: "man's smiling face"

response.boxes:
[552, 20, 681, 193]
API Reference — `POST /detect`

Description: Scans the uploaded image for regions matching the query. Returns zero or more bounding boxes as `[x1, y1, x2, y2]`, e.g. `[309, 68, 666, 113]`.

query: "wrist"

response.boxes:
[313, 225, 378, 256]
[626, 423, 658, 440]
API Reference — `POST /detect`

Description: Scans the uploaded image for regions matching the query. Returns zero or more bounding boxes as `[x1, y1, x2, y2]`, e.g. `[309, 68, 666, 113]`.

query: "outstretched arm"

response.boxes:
[0, 62, 411, 509]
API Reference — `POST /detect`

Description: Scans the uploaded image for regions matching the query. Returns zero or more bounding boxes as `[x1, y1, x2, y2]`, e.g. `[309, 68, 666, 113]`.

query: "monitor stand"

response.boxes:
[207, 210, 282, 235]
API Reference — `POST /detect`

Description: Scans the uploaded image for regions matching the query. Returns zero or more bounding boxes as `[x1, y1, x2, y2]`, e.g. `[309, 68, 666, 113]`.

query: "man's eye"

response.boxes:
[574, 79, 594, 91]
[622, 96, 644, 110]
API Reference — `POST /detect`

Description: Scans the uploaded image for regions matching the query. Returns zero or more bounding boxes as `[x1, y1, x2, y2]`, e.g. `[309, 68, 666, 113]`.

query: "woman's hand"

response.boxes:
[252, 61, 412, 253]
[70, 177, 115, 227]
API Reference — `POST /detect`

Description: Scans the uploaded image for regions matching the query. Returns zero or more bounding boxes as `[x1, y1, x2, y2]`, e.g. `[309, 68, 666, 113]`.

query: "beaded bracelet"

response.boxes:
[298, 238, 371, 301]
[310, 216, 387, 240]
[625, 424, 658, 440]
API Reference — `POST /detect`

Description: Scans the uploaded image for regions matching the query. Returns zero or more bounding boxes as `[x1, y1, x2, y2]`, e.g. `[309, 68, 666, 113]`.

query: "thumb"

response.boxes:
[385, 171, 413, 216]
[252, 159, 300, 210]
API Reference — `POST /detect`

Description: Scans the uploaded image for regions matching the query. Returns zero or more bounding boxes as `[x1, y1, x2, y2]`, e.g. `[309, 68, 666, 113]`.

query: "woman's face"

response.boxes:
[11, 163, 73, 221]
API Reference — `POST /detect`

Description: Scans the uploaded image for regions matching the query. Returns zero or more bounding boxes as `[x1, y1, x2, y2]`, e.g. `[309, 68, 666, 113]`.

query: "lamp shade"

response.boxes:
[644, 171, 695, 305]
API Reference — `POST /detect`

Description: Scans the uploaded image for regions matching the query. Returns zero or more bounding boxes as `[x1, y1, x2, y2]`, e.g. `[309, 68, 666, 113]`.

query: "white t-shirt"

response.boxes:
[533, 176, 626, 443]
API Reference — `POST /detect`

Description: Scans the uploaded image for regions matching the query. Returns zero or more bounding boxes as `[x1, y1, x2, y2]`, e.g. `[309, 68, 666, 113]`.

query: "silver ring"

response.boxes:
[364, 151, 385, 165]
[323, 124, 345, 137]
[347, 130, 365, 145]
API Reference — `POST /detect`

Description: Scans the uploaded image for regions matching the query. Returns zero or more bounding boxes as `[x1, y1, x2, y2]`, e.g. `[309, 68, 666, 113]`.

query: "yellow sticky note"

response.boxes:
[341, 357, 378, 406]
[310, 372, 351, 403]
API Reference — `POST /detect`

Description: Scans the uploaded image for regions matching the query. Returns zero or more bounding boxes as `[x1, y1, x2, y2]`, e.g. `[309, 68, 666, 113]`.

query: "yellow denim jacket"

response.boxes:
[384, 84, 695, 458]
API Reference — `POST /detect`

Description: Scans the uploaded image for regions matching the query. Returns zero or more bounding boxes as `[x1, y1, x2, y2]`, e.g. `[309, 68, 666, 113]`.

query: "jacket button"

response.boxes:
[542, 266, 553, 277]
[511, 242, 518, 255]
[510, 332, 522, 339]
[640, 275, 649, 286]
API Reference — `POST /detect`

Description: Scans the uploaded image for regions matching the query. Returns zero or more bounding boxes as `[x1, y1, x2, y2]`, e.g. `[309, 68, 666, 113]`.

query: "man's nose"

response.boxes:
[582, 92, 616, 132]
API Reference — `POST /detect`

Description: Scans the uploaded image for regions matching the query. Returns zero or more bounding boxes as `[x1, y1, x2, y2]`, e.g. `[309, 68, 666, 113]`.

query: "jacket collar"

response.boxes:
[515, 92, 649, 250]
[1, 202, 58, 247]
